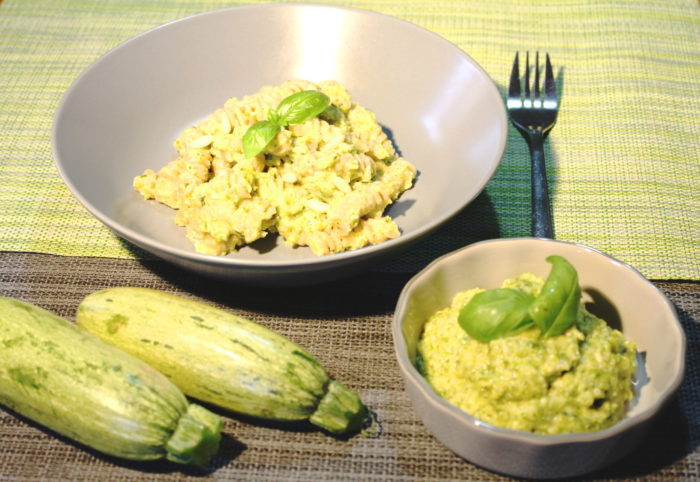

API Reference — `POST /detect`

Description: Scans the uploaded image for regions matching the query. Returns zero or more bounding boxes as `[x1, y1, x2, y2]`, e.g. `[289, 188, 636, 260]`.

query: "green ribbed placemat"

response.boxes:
[1, 0, 698, 279]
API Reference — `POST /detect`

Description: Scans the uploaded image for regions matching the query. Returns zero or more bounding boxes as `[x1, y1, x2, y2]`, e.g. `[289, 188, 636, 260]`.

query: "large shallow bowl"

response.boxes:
[392, 238, 685, 479]
[52, 3, 507, 285]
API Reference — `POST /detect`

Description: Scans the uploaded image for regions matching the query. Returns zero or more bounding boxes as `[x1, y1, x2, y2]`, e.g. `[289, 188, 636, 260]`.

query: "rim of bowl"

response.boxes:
[392, 237, 686, 445]
[52, 3, 508, 270]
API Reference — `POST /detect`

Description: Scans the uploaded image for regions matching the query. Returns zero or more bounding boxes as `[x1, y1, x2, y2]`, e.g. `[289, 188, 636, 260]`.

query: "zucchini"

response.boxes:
[76, 287, 368, 435]
[0, 297, 222, 467]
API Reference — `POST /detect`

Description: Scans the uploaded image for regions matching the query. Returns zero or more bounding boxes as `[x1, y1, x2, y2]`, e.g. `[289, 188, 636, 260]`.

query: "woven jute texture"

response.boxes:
[0, 0, 699, 280]
[0, 252, 698, 480]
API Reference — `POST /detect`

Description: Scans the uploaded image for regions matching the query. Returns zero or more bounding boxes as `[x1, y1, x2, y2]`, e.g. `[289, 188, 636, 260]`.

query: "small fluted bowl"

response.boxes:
[392, 238, 685, 479]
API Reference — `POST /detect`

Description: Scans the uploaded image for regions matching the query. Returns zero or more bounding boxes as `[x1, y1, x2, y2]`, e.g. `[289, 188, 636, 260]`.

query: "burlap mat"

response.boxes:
[0, 252, 698, 480]
[1, 0, 699, 280]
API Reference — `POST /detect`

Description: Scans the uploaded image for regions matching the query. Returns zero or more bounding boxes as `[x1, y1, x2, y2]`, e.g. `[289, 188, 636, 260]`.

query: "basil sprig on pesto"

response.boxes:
[529, 255, 581, 337]
[458, 289, 534, 342]
[242, 90, 331, 158]
[458, 256, 581, 342]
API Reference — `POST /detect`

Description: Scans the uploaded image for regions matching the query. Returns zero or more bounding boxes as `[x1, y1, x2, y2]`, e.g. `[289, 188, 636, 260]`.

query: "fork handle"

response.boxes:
[529, 133, 554, 238]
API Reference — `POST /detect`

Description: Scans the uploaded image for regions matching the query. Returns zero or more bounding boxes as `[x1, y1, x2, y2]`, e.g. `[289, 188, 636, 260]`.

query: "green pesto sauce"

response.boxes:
[417, 273, 637, 435]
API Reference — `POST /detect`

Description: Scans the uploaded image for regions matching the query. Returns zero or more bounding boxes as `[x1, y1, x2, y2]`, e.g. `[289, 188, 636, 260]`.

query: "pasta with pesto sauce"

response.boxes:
[133, 80, 416, 256]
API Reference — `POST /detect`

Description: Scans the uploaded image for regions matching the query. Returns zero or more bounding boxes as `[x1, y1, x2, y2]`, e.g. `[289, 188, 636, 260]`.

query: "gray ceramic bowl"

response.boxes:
[52, 3, 507, 285]
[392, 238, 685, 479]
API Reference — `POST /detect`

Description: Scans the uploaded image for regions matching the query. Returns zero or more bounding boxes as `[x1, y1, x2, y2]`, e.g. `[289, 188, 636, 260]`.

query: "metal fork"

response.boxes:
[507, 52, 558, 238]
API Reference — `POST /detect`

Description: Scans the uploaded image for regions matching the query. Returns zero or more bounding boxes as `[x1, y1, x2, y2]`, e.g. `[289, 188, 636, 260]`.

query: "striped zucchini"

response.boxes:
[76, 287, 368, 435]
[0, 297, 221, 467]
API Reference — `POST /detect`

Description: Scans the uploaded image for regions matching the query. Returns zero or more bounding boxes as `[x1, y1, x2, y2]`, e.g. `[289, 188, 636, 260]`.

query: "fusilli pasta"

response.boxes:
[133, 80, 416, 256]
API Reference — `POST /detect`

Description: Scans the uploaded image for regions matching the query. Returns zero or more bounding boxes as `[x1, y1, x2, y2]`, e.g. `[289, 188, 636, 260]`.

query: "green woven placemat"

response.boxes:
[1, 0, 698, 279]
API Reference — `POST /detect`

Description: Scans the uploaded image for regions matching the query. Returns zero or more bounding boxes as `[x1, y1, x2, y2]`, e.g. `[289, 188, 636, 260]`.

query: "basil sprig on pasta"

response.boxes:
[458, 256, 581, 342]
[242, 90, 331, 158]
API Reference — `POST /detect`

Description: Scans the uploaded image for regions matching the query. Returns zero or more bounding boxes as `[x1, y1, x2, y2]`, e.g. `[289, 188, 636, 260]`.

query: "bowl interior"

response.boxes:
[396, 238, 685, 428]
[53, 4, 507, 265]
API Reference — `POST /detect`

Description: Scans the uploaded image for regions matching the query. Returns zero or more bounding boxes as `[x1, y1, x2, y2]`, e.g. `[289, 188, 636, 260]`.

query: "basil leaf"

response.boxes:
[242, 120, 281, 158]
[458, 288, 535, 343]
[543, 277, 580, 337]
[319, 104, 343, 124]
[528, 255, 581, 338]
[275, 91, 331, 126]
[266, 108, 281, 126]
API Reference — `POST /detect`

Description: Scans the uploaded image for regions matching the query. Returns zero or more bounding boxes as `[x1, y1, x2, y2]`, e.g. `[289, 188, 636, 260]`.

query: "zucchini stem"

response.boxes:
[309, 380, 368, 434]
[165, 404, 222, 467]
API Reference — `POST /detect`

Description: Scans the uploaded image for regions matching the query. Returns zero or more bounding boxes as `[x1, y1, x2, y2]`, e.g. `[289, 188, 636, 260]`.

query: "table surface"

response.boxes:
[1, 0, 699, 480]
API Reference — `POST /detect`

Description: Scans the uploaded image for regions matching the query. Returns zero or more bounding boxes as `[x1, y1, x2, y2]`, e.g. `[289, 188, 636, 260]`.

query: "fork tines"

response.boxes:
[508, 51, 557, 109]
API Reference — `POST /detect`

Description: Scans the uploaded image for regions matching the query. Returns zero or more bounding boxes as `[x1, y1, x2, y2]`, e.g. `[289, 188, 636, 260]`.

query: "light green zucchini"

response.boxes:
[76, 287, 368, 435]
[0, 296, 221, 467]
